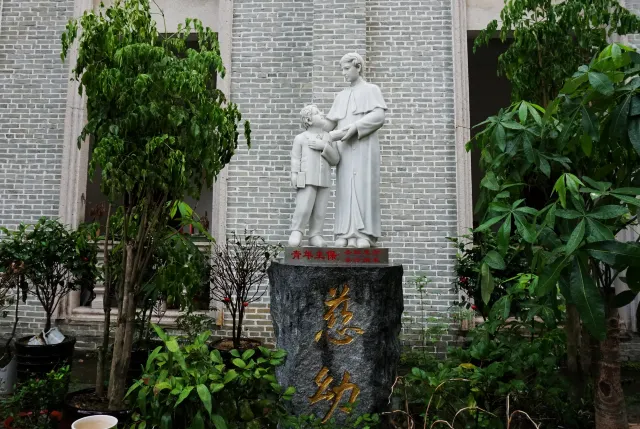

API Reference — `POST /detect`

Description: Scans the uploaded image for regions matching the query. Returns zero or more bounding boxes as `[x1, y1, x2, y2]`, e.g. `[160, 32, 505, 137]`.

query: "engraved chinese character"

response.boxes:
[326, 250, 338, 261]
[372, 249, 381, 255]
[309, 367, 361, 423]
[303, 250, 313, 260]
[314, 285, 364, 345]
[315, 250, 326, 260]
[363, 258, 371, 263]
[292, 250, 302, 260]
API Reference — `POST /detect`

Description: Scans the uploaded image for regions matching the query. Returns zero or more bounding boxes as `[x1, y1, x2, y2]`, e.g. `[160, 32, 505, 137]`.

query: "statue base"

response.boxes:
[268, 261, 403, 424]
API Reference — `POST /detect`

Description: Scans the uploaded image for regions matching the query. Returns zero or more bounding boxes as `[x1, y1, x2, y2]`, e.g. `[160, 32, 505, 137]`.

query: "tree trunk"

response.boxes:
[96, 205, 112, 397]
[107, 243, 136, 410]
[565, 303, 581, 375]
[594, 310, 628, 429]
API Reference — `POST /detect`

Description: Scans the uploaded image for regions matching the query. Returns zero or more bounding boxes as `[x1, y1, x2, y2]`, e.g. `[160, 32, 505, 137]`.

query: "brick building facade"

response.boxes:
[0, 0, 639, 350]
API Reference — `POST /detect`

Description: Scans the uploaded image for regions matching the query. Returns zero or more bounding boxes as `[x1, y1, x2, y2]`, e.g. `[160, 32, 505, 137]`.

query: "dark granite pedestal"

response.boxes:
[268, 261, 404, 424]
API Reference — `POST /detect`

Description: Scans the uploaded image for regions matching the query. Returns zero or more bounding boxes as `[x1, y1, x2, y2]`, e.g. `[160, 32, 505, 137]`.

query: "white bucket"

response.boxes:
[71, 415, 118, 429]
[0, 355, 17, 395]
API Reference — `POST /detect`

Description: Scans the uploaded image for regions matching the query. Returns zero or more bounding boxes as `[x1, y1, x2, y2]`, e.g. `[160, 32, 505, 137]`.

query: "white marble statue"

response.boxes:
[324, 52, 387, 248]
[288, 105, 340, 247]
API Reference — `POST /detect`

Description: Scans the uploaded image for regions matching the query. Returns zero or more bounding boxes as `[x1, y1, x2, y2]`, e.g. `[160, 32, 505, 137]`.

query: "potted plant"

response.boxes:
[1, 218, 99, 382]
[61, 0, 249, 409]
[0, 366, 70, 428]
[210, 232, 281, 355]
[0, 262, 27, 395]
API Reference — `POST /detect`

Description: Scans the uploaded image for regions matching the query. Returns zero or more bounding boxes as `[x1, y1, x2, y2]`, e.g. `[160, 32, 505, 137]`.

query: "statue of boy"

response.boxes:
[288, 105, 340, 247]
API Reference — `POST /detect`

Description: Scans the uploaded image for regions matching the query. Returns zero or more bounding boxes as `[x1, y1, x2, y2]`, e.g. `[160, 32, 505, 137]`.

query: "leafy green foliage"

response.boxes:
[0, 366, 70, 428]
[281, 410, 380, 429]
[468, 43, 640, 340]
[397, 326, 593, 429]
[61, 0, 249, 207]
[475, 0, 640, 105]
[60, 0, 249, 405]
[450, 235, 529, 316]
[127, 326, 293, 429]
[0, 218, 99, 332]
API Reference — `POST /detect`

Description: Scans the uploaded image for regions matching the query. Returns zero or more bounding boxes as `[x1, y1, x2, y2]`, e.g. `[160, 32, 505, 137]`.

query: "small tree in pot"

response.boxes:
[0, 218, 99, 381]
[4, 218, 100, 334]
[210, 232, 281, 351]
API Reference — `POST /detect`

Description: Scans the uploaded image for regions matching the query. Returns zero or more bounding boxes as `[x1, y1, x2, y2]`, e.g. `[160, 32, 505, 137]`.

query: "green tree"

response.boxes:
[61, 0, 250, 408]
[475, 0, 640, 106]
[469, 43, 640, 429]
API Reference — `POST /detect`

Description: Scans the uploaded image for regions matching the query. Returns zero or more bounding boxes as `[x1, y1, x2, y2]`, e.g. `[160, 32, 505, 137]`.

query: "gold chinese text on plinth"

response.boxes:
[314, 285, 364, 345]
[309, 367, 361, 424]
[309, 284, 363, 422]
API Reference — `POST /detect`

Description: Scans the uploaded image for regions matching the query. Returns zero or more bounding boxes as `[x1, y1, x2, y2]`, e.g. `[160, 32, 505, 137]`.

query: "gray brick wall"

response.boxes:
[225, 0, 459, 345]
[0, 0, 75, 339]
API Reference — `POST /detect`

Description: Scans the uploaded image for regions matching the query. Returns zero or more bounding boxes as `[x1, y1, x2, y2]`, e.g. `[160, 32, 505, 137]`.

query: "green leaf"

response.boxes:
[480, 263, 495, 305]
[580, 134, 593, 156]
[493, 124, 506, 151]
[175, 386, 194, 407]
[210, 383, 225, 393]
[232, 358, 247, 369]
[586, 218, 615, 242]
[588, 72, 614, 95]
[211, 415, 228, 429]
[166, 339, 179, 353]
[484, 250, 506, 270]
[626, 265, 640, 293]
[553, 176, 567, 208]
[556, 209, 582, 219]
[588, 205, 628, 220]
[190, 412, 204, 429]
[161, 413, 172, 429]
[537, 257, 569, 297]
[581, 107, 599, 141]
[480, 171, 500, 191]
[197, 384, 212, 416]
[518, 102, 528, 123]
[475, 215, 506, 232]
[565, 219, 585, 255]
[514, 213, 536, 243]
[538, 155, 551, 178]
[613, 290, 638, 308]
[584, 241, 640, 270]
[239, 399, 255, 421]
[610, 94, 632, 142]
[497, 214, 511, 256]
[628, 117, 640, 156]
[570, 256, 606, 340]
[241, 349, 255, 361]
[223, 369, 238, 384]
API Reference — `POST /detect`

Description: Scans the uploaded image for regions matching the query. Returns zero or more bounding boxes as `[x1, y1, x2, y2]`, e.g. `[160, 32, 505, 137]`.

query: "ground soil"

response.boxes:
[213, 338, 261, 351]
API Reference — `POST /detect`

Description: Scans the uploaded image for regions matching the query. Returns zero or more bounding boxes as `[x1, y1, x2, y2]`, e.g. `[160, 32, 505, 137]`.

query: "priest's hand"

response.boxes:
[341, 124, 358, 141]
[291, 172, 298, 188]
[329, 129, 347, 141]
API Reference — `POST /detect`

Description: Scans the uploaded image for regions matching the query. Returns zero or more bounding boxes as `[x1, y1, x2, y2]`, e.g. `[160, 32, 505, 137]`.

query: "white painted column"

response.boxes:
[59, 0, 93, 317]
[212, 0, 234, 244]
[452, 0, 473, 238]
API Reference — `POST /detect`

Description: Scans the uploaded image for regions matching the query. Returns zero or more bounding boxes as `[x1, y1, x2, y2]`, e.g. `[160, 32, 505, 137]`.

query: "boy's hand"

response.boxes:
[308, 137, 326, 151]
[291, 172, 298, 188]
